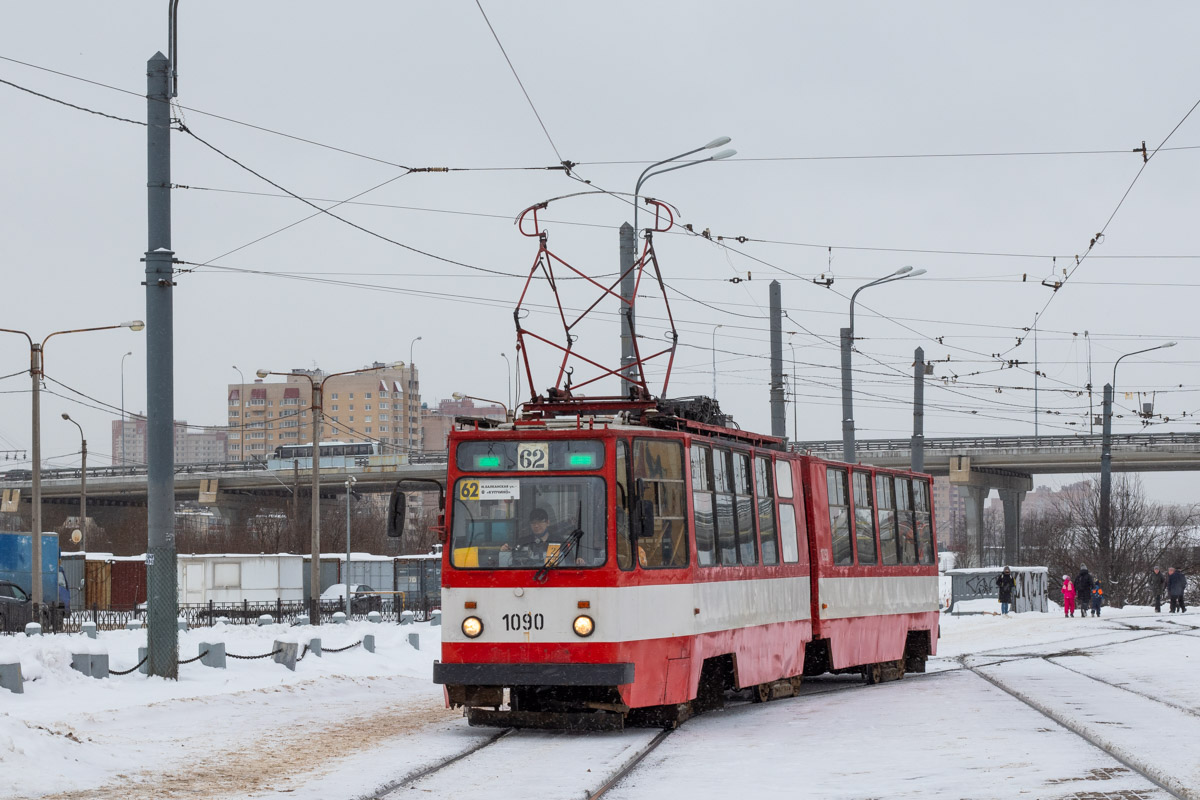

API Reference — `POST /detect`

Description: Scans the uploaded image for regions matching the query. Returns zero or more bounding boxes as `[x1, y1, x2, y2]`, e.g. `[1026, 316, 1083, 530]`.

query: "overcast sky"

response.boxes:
[1, 2, 1198, 503]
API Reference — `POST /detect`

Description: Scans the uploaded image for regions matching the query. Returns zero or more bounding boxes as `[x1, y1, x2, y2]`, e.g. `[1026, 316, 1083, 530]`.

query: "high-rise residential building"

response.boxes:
[227, 363, 419, 461]
[420, 397, 507, 454]
[111, 418, 229, 466]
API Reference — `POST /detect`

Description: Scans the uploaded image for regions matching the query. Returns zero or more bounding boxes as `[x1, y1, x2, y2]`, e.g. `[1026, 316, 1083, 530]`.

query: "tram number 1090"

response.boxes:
[502, 612, 544, 632]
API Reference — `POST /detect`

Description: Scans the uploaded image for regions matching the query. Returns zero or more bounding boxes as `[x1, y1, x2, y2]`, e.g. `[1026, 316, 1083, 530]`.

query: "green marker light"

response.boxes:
[477, 455, 501, 468]
[568, 453, 595, 467]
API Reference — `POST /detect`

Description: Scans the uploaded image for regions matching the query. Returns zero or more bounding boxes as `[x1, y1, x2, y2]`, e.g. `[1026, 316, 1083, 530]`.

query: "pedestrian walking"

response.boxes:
[1090, 580, 1104, 617]
[1150, 566, 1165, 613]
[995, 566, 1016, 616]
[1061, 575, 1076, 617]
[1075, 566, 1093, 619]
[1167, 567, 1187, 613]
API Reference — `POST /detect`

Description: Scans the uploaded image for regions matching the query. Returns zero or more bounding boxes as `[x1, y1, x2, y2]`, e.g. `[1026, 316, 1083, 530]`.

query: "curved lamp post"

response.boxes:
[61, 413, 86, 550]
[622, 137, 735, 382]
[231, 365, 246, 462]
[256, 361, 403, 624]
[0, 320, 143, 617]
[1100, 341, 1177, 586]
[840, 267, 926, 463]
[120, 351, 133, 468]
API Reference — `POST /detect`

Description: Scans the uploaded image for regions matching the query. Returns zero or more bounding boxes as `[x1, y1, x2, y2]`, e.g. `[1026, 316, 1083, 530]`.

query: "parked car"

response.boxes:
[320, 583, 382, 614]
[0, 580, 32, 632]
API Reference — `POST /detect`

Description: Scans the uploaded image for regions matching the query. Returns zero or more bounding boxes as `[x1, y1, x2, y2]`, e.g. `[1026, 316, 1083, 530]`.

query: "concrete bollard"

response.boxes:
[257, 614, 274, 627]
[272, 640, 299, 671]
[90, 653, 109, 679]
[407, 633, 420, 650]
[429, 610, 442, 627]
[294, 614, 310, 626]
[200, 641, 226, 669]
[367, 611, 382, 624]
[0, 662, 22, 694]
[332, 611, 347, 625]
[363, 633, 375, 654]
[71, 653, 109, 678]
[178, 618, 188, 632]
[138, 646, 150, 675]
[125, 620, 144, 631]
[81, 621, 98, 639]
[307, 637, 321, 657]
[25, 622, 42, 637]
[400, 610, 414, 626]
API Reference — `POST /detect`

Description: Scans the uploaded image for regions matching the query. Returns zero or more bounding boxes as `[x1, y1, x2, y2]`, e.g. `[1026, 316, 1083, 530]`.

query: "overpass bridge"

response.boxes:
[794, 432, 1200, 569]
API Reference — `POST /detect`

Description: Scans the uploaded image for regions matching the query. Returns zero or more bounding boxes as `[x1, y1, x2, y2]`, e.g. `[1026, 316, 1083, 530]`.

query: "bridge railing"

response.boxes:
[792, 432, 1200, 454]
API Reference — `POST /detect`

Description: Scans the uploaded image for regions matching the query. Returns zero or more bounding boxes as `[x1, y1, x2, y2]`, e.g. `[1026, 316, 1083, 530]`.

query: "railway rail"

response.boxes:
[961, 614, 1200, 800]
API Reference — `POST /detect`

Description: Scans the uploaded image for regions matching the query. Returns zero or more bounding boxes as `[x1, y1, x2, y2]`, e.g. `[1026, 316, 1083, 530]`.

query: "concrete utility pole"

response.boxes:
[769, 281, 786, 439]
[618, 222, 637, 386]
[145, 51, 178, 678]
[912, 347, 925, 473]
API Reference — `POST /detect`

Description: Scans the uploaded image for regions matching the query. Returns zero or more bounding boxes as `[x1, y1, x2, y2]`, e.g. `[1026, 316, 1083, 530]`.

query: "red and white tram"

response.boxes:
[389, 192, 938, 729]
[392, 402, 938, 730]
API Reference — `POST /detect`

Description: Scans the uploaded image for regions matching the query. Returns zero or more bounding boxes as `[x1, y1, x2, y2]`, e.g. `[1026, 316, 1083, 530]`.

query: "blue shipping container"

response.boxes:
[0, 531, 68, 607]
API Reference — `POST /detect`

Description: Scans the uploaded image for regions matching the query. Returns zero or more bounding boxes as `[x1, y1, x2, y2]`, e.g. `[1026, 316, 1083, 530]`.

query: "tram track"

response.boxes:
[960, 618, 1200, 800]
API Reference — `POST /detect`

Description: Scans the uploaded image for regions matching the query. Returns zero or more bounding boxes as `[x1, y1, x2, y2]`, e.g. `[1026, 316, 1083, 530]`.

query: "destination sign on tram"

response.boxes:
[456, 440, 604, 471]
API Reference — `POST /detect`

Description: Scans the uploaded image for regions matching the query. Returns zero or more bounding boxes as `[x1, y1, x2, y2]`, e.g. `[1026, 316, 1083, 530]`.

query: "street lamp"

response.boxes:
[409, 336, 422, 368]
[711, 324, 724, 400]
[344, 474, 357, 615]
[840, 267, 926, 463]
[232, 366, 246, 462]
[0, 320, 143, 619]
[61, 413, 86, 550]
[500, 353, 513, 412]
[1100, 341, 1177, 585]
[622, 136, 735, 381]
[256, 361, 403, 624]
[120, 351, 132, 468]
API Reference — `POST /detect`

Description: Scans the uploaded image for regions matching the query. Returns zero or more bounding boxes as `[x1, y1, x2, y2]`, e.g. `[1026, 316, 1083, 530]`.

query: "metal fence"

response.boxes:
[2, 594, 441, 635]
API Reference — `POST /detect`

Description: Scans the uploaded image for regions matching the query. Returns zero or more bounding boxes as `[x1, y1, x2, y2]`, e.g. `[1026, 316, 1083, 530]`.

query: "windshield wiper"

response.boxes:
[534, 502, 583, 583]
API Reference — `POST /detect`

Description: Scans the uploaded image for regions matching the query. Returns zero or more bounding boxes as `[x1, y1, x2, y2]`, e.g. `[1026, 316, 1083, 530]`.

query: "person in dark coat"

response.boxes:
[1075, 567, 1094, 619]
[1167, 567, 1187, 613]
[1090, 580, 1104, 617]
[1150, 566, 1166, 613]
[995, 566, 1016, 616]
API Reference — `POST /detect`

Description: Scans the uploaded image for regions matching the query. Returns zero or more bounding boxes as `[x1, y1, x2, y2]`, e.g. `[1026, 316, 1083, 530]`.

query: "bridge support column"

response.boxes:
[998, 488, 1025, 567]
[961, 485, 988, 568]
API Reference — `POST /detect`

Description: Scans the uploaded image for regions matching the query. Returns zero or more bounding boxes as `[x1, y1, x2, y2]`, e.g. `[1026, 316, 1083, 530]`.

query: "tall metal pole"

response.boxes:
[1033, 320, 1039, 437]
[912, 347, 925, 473]
[501, 353, 512, 412]
[619, 222, 637, 386]
[840, 325, 855, 463]
[711, 324, 723, 400]
[310, 380, 322, 624]
[789, 343, 798, 443]
[63, 415, 87, 548]
[769, 281, 786, 439]
[145, 51, 178, 678]
[345, 475, 355, 614]
[30, 345, 42, 619]
[1086, 331, 1093, 435]
[1099, 382, 1113, 576]
[232, 366, 245, 462]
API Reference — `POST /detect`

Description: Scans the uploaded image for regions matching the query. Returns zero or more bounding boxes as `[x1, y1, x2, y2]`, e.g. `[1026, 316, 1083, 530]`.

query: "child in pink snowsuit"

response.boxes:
[1062, 575, 1076, 617]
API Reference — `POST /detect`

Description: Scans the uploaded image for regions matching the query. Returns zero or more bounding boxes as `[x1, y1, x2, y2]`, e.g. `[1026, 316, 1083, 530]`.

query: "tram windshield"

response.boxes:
[449, 476, 606, 569]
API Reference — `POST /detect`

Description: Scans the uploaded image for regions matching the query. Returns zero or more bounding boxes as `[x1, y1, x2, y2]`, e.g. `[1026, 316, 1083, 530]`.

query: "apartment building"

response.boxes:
[111, 418, 229, 466]
[420, 397, 507, 454]
[227, 362, 419, 461]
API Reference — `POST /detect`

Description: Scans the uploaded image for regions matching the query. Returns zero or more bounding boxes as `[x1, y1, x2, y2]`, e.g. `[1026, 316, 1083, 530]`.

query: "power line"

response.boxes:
[0, 75, 144, 126]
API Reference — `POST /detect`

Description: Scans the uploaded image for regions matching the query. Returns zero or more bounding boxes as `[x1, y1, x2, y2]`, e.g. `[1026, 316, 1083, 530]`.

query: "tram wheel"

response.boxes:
[753, 683, 771, 703]
[864, 663, 884, 685]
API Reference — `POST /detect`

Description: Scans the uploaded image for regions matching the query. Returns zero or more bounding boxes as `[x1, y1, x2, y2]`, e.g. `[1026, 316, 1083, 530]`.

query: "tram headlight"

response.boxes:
[572, 615, 595, 638]
[462, 616, 484, 639]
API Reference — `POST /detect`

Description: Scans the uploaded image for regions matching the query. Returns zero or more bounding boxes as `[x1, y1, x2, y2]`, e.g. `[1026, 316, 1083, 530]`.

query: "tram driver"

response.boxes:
[500, 507, 589, 567]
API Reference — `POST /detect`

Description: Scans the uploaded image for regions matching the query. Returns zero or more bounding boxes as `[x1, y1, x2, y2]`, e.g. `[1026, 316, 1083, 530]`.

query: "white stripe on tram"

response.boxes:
[816, 575, 940, 620]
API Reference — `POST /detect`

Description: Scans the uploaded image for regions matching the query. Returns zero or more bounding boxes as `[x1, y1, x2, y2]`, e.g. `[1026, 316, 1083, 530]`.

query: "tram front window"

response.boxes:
[450, 476, 606, 569]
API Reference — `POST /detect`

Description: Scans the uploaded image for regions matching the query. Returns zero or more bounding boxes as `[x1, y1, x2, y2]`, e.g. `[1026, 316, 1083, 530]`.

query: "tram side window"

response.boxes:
[914, 479, 935, 564]
[617, 441, 633, 571]
[896, 477, 918, 564]
[755, 456, 778, 565]
[827, 467, 853, 566]
[634, 439, 689, 568]
[691, 445, 716, 567]
[876, 474, 900, 566]
[852, 471, 877, 565]
[779, 503, 799, 563]
[712, 449, 737, 565]
[732, 452, 757, 565]
[775, 460, 793, 500]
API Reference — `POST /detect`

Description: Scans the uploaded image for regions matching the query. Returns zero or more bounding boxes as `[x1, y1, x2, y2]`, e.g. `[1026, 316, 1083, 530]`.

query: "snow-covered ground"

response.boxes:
[2, 606, 1197, 799]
